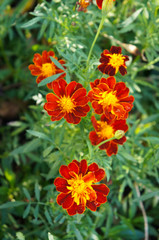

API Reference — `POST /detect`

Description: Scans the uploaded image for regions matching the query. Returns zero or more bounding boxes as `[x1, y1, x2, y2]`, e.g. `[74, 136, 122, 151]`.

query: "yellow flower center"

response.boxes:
[41, 63, 56, 77]
[79, 0, 90, 8]
[67, 173, 96, 205]
[58, 96, 75, 113]
[97, 121, 114, 139]
[98, 91, 118, 107]
[107, 53, 125, 72]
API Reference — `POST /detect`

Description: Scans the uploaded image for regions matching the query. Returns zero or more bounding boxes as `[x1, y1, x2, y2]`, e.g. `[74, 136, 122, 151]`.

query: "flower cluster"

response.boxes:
[28, 42, 134, 215]
[88, 46, 134, 156]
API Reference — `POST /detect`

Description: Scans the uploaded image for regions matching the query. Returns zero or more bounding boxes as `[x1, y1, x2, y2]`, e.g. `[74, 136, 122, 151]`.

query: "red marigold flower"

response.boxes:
[54, 159, 110, 215]
[98, 46, 129, 76]
[96, 0, 115, 10]
[28, 50, 66, 89]
[76, 0, 92, 12]
[89, 115, 128, 156]
[44, 79, 90, 124]
[88, 76, 134, 120]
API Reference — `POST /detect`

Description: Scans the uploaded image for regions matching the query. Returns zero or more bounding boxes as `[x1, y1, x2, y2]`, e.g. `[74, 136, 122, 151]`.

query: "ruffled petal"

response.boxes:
[89, 131, 100, 146]
[54, 177, 68, 187]
[33, 53, 42, 66]
[46, 93, 59, 102]
[96, 192, 107, 204]
[94, 168, 105, 182]
[68, 162, 79, 175]
[65, 113, 81, 124]
[88, 163, 99, 172]
[56, 193, 74, 209]
[59, 165, 72, 179]
[96, 0, 103, 9]
[106, 141, 118, 156]
[105, 76, 116, 89]
[66, 81, 79, 97]
[110, 46, 122, 54]
[28, 65, 41, 75]
[73, 105, 90, 117]
[92, 184, 110, 195]
[52, 79, 67, 97]
[119, 65, 127, 75]
[86, 201, 97, 211]
[79, 159, 88, 175]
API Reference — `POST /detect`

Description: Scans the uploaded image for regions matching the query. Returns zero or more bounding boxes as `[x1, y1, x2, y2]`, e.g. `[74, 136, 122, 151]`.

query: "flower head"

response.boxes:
[76, 0, 92, 12]
[54, 159, 109, 215]
[98, 46, 129, 76]
[28, 50, 66, 89]
[44, 79, 90, 124]
[88, 77, 134, 120]
[89, 115, 128, 156]
[96, 0, 115, 10]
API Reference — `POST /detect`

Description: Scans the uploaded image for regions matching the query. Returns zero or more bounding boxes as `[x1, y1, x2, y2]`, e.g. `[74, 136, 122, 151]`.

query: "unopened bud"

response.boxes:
[114, 130, 125, 140]
[102, 0, 115, 15]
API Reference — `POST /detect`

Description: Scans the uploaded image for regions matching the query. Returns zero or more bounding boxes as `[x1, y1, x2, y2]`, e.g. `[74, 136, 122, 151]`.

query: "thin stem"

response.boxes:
[94, 137, 116, 150]
[134, 183, 149, 240]
[86, 17, 105, 68]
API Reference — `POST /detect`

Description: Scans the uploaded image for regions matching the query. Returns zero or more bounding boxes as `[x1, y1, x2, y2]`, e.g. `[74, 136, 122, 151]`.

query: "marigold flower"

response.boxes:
[89, 115, 128, 156]
[44, 79, 90, 124]
[96, 0, 115, 10]
[98, 46, 129, 76]
[88, 76, 134, 120]
[28, 50, 66, 89]
[54, 159, 109, 215]
[76, 0, 92, 12]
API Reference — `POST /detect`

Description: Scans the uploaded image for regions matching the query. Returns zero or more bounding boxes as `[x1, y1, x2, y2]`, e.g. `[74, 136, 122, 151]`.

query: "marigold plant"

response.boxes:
[44, 78, 90, 124]
[89, 115, 128, 156]
[88, 76, 134, 120]
[28, 50, 66, 89]
[98, 46, 129, 76]
[54, 159, 110, 215]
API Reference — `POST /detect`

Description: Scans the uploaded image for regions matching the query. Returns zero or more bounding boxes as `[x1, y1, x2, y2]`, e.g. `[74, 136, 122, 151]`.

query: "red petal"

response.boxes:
[42, 50, 48, 63]
[119, 65, 127, 75]
[52, 79, 67, 97]
[110, 46, 122, 54]
[68, 162, 79, 175]
[71, 88, 87, 102]
[83, 172, 95, 183]
[77, 204, 85, 214]
[72, 160, 80, 167]
[92, 184, 110, 195]
[92, 101, 103, 114]
[36, 74, 45, 84]
[86, 201, 97, 211]
[66, 81, 78, 97]
[96, 192, 107, 203]
[59, 165, 72, 179]
[73, 105, 90, 117]
[94, 168, 105, 182]
[96, 0, 103, 9]
[113, 136, 127, 145]
[67, 202, 77, 216]
[46, 109, 61, 116]
[33, 53, 42, 66]
[57, 193, 74, 209]
[120, 95, 134, 103]
[54, 177, 68, 187]
[51, 112, 65, 121]
[79, 159, 88, 175]
[88, 163, 99, 172]
[89, 131, 99, 146]
[117, 87, 129, 99]
[46, 93, 59, 102]
[29, 65, 41, 75]
[44, 102, 59, 111]
[106, 76, 116, 89]
[65, 113, 81, 124]
[106, 142, 118, 156]
[56, 186, 69, 193]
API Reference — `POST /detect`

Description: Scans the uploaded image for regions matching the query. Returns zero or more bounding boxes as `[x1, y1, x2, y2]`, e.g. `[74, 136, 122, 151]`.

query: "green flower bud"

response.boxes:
[114, 130, 125, 140]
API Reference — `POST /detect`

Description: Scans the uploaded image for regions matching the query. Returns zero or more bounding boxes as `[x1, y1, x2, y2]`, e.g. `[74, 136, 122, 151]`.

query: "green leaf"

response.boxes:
[20, 17, 41, 28]
[48, 232, 55, 240]
[10, 139, 40, 156]
[38, 73, 63, 87]
[27, 130, 52, 142]
[141, 137, 159, 144]
[16, 232, 25, 240]
[74, 227, 83, 240]
[23, 187, 31, 201]
[0, 201, 26, 209]
[45, 208, 53, 225]
[50, 56, 65, 71]
[23, 203, 31, 218]
[35, 182, 40, 202]
[133, 191, 159, 202]
[120, 8, 143, 27]
[34, 205, 39, 220]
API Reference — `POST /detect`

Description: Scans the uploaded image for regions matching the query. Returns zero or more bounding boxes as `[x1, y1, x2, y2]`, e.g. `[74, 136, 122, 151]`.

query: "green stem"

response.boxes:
[86, 17, 105, 68]
[94, 137, 116, 150]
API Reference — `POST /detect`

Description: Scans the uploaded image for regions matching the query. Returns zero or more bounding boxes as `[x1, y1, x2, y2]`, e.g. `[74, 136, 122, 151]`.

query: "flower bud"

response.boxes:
[114, 130, 125, 140]
[102, 0, 115, 15]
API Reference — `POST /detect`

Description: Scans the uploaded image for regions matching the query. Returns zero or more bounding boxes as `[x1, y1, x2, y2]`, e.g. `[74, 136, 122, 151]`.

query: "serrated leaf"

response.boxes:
[35, 182, 40, 201]
[20, 17, 41, 28]
[23, 203, 31, 218]
[0, 201, 26, 209]
[27, 130, 52, 142]
[38, 73, 63, 87]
